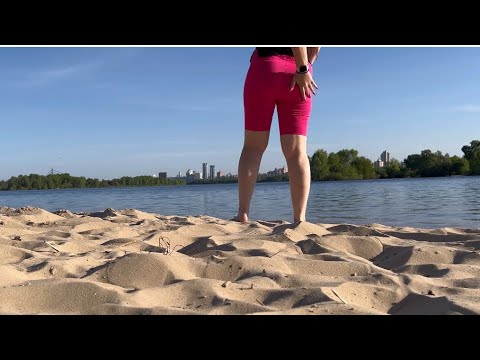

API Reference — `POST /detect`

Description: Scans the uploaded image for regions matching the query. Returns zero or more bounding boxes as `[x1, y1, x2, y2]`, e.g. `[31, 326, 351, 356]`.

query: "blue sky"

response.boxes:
[1, 46, 480, 180]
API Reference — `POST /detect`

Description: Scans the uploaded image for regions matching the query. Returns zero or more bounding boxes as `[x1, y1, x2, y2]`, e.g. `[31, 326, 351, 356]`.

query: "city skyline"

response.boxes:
[170, 149, 393, 179]
[2, 47, 480, 180]
[0, 144, 459, 180]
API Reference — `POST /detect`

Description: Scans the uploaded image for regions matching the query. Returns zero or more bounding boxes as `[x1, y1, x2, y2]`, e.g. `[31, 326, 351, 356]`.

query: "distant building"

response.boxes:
[186, 169, 194, 182]
[186, 169, 201, 183]
[380, 150, 390, 165]
[177, 172, 182, 178]
[202, 163, 208, 180]
[267, 166, 289, 176]
[217, 170, 224, 178]
[373, 159, 384, 169]
[158, 172, 167, 179]
[209, 165, 215, 179]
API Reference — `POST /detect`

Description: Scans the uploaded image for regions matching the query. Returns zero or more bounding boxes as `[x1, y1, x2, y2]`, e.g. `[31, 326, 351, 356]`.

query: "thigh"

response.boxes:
[277, 92, 312, 136]
[243, 61, 276, 132]
[276, 63, 313, 136]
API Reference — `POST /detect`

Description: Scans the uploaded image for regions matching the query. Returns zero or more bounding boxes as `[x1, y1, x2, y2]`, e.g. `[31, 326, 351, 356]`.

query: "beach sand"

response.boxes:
[1, 206, 479, 315]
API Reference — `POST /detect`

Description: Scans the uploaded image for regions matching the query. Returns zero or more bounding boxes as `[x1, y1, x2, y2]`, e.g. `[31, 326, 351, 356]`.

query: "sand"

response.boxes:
[0, 206, 479, 315]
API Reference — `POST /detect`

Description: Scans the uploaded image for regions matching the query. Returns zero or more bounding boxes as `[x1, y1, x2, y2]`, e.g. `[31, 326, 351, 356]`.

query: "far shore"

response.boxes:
[1, 174, 479, 192]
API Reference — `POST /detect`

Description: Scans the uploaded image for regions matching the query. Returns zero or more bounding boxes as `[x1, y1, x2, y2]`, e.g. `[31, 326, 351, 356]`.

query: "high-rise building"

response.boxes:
[209, 165, 215, 179]
[380, 150, 390, 165]
[158, 172, 167, 179]
[217, 170, 224, 178]
[373, 159, 384, 169]
[202, 163, 208, 180]
[186, 169, 201, 183]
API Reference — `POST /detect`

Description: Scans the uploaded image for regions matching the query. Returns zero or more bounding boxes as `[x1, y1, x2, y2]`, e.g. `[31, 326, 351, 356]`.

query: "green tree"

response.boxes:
[310, 149, 330, 180]
[385, 158, 403, 178]
[352, 157, 376, 179]
[404, 150, 451, 177]
[462, 140, 480, 175]
[72, 176, 87, 188]
[450, 155, 470, 175]
[461, 140, 480, 160]
[337, 149, 360, 180]
[327, 153, 343, 179]
[337, 149, 358, 165]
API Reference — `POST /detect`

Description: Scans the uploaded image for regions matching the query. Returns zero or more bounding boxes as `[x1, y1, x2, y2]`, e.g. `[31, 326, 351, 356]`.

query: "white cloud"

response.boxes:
[14, 61, 101, 88]
[452, 104, 480, 113]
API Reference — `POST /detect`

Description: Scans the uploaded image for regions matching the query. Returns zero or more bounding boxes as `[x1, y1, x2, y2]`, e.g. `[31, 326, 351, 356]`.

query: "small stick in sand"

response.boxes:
[268, 249, 284, 258]
[45, 241, 61, 253]
[256, 299, 266, 306]
[331, 289, 347, 305]
[239, 284, 254, 291]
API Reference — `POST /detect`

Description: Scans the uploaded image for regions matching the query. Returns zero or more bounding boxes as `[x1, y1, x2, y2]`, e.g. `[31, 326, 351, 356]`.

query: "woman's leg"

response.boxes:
[236, 51, 276, 222]
[280, 134, 311, 222]
[236, 130, 270, 222]
[277, 60, 313, 223]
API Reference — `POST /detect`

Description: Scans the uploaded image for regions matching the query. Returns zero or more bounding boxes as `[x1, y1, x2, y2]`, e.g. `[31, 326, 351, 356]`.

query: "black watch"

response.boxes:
[296, 65, 309, 74]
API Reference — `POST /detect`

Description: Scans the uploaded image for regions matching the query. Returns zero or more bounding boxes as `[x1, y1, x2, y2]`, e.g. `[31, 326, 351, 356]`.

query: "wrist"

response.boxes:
[296, 65, 309, 74]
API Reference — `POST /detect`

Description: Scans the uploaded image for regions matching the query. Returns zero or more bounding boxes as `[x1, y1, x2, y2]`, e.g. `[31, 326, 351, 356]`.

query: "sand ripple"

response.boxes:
[0, 206, 479, 314]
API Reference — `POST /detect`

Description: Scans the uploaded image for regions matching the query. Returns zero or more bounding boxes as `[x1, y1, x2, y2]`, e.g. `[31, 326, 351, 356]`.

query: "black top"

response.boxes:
[256, 47, 293, 57]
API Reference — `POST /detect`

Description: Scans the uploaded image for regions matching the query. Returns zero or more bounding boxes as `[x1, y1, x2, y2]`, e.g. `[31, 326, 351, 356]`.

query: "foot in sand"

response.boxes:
[231, 213, 249, 223]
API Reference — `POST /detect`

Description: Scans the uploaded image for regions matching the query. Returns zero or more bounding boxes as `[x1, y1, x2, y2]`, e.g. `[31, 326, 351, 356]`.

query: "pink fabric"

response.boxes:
[243, 50, 313, 136]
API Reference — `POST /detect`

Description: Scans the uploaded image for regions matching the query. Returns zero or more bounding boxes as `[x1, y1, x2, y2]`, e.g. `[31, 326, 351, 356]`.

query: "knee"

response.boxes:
[243, 142, 268, 155]
[283, 148, 307, 162]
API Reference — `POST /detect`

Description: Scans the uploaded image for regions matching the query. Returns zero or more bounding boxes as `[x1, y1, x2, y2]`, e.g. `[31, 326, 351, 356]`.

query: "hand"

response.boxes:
[290, 71, 318, 101]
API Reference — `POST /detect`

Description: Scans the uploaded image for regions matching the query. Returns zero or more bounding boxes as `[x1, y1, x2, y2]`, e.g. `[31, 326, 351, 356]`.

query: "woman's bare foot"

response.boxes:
[232, 213, 249, 223]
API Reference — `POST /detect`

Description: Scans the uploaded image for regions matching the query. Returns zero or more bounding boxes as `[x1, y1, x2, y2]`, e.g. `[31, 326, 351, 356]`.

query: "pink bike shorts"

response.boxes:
[243, 50, 313, 136]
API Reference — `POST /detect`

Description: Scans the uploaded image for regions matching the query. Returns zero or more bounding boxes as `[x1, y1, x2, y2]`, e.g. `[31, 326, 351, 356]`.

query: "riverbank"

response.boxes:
[1, 206, 479, 314]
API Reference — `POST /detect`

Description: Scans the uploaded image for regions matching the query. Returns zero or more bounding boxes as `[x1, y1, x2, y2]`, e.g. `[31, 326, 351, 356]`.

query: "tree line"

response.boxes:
[1, 140, 479, 190]
[310, 140, 479, 180]
[0, 173, 185, 191]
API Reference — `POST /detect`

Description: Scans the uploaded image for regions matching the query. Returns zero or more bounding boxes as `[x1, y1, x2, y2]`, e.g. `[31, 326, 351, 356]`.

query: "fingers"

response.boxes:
[291, 73, 317, 100]
[305, 84, 311, 98]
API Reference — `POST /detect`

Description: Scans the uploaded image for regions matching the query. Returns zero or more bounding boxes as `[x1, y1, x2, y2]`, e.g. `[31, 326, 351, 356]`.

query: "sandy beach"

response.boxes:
[1, 206, 479, 315]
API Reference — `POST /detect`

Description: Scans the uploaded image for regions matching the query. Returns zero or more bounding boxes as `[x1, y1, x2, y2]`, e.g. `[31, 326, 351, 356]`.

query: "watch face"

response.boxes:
[299, 65, 308, 73]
